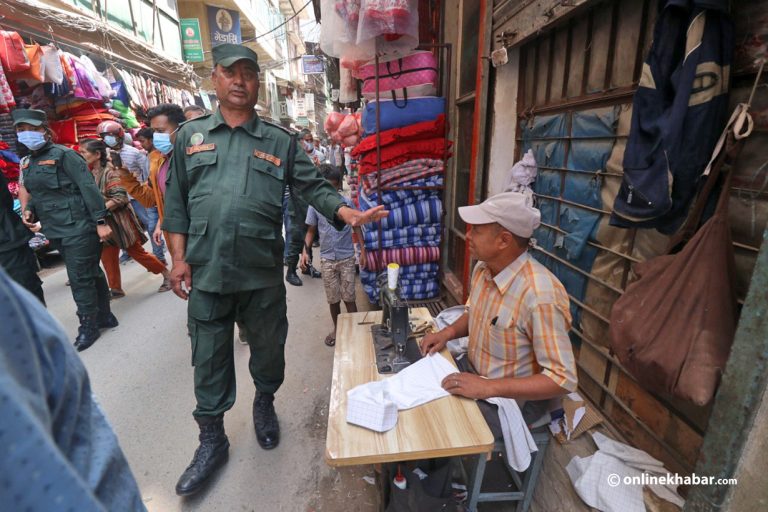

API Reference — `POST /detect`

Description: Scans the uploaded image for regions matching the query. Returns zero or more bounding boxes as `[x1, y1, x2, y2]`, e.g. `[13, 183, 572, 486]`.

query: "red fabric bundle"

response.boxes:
[49, 119, 78, 144]
[352, 114, 446, 157]
[358, 138, 451, 174]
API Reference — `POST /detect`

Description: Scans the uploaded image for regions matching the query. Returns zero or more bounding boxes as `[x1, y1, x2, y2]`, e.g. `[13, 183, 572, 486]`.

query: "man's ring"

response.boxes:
[454, 380, 458, 387]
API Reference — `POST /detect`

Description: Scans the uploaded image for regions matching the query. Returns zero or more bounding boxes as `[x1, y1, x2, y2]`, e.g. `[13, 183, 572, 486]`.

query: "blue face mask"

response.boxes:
[103, 135, 118, 148]
[153, 132, 173, 155]
[17, 131, 47, 151]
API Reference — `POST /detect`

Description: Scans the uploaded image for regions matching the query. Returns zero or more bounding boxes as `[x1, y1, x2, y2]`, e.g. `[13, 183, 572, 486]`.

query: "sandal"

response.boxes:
[158, 276, 171, 292]
[324, 333, 336, 347]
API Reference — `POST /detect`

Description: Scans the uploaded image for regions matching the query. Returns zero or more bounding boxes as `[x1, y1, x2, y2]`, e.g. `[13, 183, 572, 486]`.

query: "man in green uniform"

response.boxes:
[163, 44, 387, 496]
[0, 172, 44, 304]
[16, 109, 117, 351]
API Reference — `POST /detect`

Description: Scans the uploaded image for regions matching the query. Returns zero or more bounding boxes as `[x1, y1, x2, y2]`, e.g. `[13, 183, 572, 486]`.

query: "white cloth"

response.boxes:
[346, 354, 457, 432]
[485, 397, 538, 472]
[434, 305, 469, 356]
[566, 432, 685, 512]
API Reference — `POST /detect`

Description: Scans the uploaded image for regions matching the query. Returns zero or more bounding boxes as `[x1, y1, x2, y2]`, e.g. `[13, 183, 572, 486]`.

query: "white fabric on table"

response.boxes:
[346, 354, 457, 432]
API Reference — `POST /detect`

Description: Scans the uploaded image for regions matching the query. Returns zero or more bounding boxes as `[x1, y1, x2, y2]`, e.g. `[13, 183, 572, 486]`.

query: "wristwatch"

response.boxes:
[96, 218, 107, 226]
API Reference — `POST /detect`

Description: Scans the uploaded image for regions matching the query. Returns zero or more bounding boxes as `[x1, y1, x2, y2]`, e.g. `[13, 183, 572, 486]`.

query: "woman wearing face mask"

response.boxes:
[79, 139, 171, 296]
[14, 109, 117, 352]
[117, 103, 186, 256]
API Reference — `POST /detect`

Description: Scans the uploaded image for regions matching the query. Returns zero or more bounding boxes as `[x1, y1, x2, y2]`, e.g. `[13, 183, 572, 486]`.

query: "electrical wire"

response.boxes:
[3, 0, 194, 81]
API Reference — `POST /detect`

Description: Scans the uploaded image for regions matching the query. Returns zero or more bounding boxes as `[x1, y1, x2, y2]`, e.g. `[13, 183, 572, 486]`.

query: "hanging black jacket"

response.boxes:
[611, 0, 733, 234]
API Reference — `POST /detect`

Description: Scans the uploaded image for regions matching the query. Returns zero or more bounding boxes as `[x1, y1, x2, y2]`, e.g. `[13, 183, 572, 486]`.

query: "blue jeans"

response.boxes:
[282, 194, 291, 260]
[130, 199, 166, 262]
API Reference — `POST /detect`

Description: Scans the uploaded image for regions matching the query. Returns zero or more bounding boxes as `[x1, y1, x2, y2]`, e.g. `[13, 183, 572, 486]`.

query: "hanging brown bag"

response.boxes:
[609, 135, 741, 406]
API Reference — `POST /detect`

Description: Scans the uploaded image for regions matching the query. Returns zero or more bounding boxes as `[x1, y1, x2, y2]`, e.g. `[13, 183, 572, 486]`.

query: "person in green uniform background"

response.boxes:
[163, 44, 388, 497]
[0, 172, 44, 304]
[15, 109, 118, 352]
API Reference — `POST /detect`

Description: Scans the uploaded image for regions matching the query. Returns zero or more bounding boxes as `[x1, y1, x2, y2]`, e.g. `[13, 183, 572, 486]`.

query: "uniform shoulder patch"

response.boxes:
[261, 120, 294, 136]
[178, 114, 212, 129]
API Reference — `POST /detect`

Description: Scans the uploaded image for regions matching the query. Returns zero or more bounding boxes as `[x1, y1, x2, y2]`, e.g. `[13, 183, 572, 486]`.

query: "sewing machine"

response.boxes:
[371, 283, 423, 374]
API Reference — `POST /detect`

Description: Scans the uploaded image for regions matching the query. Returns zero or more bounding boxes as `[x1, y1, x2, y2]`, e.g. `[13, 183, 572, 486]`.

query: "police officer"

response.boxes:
[163, 44, 387, 496]
[15, 109, 118, 351]
[0, 172, 44, 304]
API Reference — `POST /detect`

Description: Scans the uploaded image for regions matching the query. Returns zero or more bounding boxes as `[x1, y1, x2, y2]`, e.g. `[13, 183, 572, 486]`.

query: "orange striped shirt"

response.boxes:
[466, 252, 577, 392]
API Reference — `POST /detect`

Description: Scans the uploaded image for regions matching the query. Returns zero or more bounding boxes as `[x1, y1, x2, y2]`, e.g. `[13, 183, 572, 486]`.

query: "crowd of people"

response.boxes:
[1, 42, 577, 512]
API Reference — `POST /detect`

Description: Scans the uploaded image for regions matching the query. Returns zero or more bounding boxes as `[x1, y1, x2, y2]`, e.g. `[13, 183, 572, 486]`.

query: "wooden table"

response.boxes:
[325, 308, 494, 507]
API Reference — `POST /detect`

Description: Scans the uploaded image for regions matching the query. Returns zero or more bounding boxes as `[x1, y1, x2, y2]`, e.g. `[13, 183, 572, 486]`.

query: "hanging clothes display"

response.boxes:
[0, 28, 196, 201]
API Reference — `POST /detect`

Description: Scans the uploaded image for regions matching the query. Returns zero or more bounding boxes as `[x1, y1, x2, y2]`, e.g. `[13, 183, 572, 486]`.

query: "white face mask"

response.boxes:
[301, 140, 313, 152]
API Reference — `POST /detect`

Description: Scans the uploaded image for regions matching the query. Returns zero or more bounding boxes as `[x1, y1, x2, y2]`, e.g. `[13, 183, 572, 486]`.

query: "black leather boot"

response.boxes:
[74, 314, 100, 352]
[175, 415, 230, 496]
[285, 257, 302, 287]
[253, 391, 280, 450]
[97, 290, 119, 329]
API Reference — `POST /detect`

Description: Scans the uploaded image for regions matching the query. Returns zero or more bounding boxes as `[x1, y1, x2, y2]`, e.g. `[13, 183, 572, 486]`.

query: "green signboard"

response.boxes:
[180, 18, 204, 63]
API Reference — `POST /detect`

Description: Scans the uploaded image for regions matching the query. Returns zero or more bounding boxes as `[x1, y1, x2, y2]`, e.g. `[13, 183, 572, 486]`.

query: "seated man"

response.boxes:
[420, 191, 577, 432]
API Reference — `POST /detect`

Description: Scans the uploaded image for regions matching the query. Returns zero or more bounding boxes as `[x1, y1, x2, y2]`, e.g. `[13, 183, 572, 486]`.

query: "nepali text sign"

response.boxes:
[302, 55, 325, 74]
[207, 5, 241, 47]
[180, 19, 204, 62]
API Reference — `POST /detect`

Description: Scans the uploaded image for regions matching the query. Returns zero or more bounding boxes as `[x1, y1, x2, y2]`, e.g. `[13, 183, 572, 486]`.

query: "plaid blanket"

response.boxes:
[361, 159, 444, 195]
[360, 194, 442, 229]
[361, 268, 441, 303]
[363, 224, 442, 249]
[362, 176, 443, 209]
[364, 247, 441, 271]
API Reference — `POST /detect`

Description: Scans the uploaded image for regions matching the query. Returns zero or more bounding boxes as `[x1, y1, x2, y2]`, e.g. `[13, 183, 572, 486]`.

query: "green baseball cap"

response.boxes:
[11, 109, 47, 127]
[212, 44, 260, 71]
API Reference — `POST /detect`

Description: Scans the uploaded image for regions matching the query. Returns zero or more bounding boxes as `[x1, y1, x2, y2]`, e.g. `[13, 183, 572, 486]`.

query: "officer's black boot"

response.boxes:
[285, 257, 302, 287]
[307, 264, 321, 279]
[96, 287, 119, 329]
[175, 415, 229, 496]
[74, 314, 100, 352]
[253, 391, 280, 450]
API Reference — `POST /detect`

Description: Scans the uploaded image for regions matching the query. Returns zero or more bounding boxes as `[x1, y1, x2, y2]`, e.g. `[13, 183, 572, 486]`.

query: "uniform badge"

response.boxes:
[253, 150, 282, 167]
[190, 133, 205, 146]
[38, 160, 57, 166]
[186, 143, 216, 155]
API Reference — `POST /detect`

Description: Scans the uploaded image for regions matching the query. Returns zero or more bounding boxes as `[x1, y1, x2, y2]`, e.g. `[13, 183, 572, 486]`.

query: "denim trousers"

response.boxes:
[129, 199, 166, 262]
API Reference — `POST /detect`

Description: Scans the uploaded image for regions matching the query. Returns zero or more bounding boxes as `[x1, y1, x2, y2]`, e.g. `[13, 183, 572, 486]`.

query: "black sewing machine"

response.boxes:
[371, 282, 423, 374]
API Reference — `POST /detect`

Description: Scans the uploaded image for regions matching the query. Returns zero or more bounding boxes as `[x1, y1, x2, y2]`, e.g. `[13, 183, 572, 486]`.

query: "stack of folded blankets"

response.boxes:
[354, 105, 451, 303]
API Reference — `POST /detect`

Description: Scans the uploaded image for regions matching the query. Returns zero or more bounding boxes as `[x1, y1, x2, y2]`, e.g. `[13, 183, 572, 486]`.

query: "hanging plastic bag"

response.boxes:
[339, 66, 358, 104]
[40, 44, 64, 85]
[320, 0, 375, 61]
[357, 0, 418, 56]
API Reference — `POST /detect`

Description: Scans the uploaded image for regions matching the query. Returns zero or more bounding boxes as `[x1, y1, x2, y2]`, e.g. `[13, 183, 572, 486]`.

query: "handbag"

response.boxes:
[609, 134, 741, 406]
[358, 51, 438, 101]
[7, 43, 44, 84]
[0, 31, 31, 73]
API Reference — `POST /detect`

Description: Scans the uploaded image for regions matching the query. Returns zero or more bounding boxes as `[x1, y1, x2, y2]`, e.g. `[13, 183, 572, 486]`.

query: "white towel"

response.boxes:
[346, 354, 457, 432]
[485, 397, 538, 471]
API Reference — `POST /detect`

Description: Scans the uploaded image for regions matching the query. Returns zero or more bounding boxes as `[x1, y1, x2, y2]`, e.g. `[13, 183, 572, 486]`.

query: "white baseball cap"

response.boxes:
[458, 192, 541, 238]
